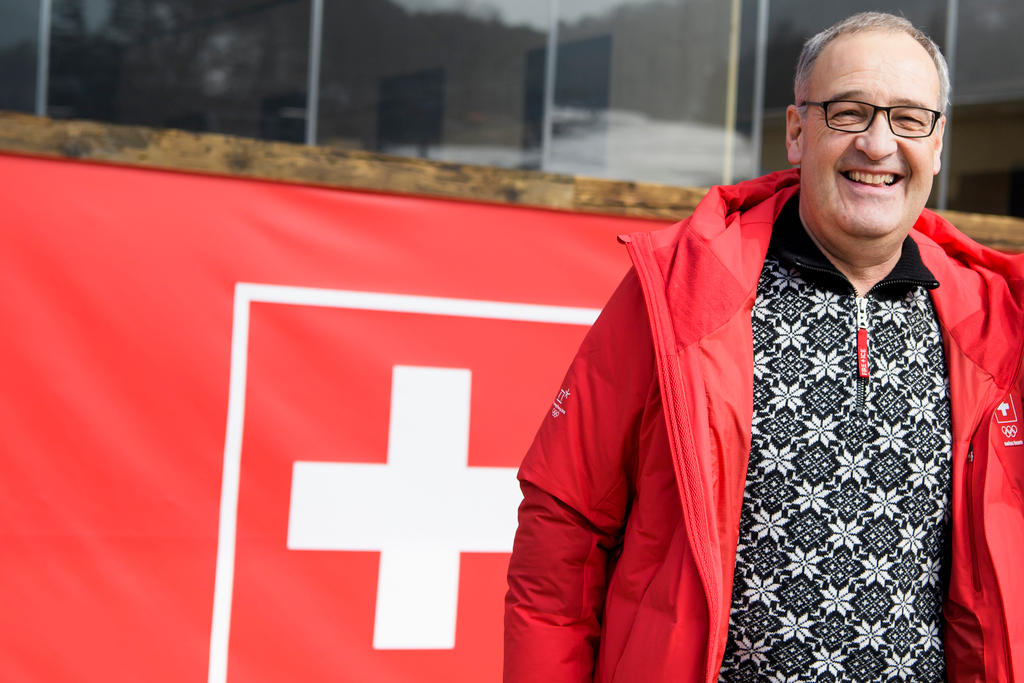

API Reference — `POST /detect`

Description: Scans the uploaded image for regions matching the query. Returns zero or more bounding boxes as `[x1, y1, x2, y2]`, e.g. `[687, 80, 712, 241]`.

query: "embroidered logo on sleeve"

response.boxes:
[994, 395, 1023, 447]
[551, 388, 571, 418]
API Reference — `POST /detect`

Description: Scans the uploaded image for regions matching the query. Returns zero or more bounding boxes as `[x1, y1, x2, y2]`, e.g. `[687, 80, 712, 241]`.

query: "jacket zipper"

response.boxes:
[964, 445, 982, 592]
[967, 422, 1018, 681]
[1003, 357, 1024, 683]
[855, 296, 869, 413]
[623, 235, 723, 682]
[963, 383, 1022, 682]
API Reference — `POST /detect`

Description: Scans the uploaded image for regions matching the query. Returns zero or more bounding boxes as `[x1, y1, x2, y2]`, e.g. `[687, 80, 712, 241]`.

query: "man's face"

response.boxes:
[785, 30, 945, 251]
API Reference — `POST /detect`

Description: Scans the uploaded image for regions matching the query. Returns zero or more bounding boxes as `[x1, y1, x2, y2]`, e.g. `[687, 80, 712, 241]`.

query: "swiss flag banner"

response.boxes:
[0, 153, 660, 682]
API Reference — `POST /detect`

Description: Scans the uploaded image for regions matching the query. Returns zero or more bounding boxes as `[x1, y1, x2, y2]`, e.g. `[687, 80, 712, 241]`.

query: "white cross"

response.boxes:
[999, 402, 1011, 418]
[286, 365, 522, 649]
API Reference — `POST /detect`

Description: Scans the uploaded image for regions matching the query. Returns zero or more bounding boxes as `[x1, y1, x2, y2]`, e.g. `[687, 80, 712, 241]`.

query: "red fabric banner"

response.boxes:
[0, 153, 663, 682]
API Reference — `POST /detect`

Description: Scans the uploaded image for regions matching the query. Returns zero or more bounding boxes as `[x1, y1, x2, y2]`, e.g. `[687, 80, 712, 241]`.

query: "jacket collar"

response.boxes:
[630, 170, 800, 348]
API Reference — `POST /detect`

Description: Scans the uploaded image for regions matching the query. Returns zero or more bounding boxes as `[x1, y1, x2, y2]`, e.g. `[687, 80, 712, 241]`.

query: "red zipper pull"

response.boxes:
[856, 296, 869, 379]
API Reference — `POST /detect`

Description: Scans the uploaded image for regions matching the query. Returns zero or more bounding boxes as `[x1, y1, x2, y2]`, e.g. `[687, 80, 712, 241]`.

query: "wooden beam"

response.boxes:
[2, 111, 1022, 250]
[937, 210, 1024, 253]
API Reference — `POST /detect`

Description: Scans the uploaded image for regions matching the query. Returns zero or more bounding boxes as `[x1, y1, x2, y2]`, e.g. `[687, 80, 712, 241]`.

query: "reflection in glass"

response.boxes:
[45, 0, 311, 141]
[0, 1, 41, 113]
[18, 0, 1023, 217]
[522, 34, 613, 171]
[14, 0, 760, 189]
[547, 0, 751, 185]
[316, 0, 753, 186]
[317, 0, 550, 168]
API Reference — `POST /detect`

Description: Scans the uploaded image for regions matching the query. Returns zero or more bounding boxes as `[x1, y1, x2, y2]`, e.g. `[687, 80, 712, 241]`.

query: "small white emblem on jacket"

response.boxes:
[551, 388, 571, 418]
[995, 395, 1023, 447]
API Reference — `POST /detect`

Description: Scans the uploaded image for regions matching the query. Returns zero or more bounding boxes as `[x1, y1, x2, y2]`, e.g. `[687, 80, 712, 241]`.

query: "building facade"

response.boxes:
[2, 0, 1022, 216]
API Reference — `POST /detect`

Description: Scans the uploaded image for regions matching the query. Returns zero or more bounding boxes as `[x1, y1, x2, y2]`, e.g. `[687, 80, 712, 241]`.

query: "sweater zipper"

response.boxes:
[855, 296, 869, 413]
[851, 279, 936, 414]
[786, 259, 928, 415]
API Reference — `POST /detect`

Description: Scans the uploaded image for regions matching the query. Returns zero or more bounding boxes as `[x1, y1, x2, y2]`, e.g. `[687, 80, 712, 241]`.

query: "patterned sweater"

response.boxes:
[719, 199, 952, 682]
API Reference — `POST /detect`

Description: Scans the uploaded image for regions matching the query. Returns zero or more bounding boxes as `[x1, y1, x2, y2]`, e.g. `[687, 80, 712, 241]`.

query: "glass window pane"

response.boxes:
[47, 0, 311, 142]
[317, 0, 754, 186]
[548, 0, 745, 186]
[946, 1, 1024, 216]
[317, 0, 550, 166]
[0, 0, 40, 113]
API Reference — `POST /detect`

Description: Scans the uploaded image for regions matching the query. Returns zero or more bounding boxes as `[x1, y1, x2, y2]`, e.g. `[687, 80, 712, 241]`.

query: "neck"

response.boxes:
[798, 213, 907, 297]
[830, 252, 902, 297]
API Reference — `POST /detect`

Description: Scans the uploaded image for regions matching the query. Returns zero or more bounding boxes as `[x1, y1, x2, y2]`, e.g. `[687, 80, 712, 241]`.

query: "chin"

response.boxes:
[835, 204, 913, 238]
[836, 217, 908, 240]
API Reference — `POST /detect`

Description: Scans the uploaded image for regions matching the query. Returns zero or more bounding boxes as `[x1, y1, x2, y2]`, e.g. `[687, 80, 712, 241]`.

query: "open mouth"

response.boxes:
[842, 170, 900, 187]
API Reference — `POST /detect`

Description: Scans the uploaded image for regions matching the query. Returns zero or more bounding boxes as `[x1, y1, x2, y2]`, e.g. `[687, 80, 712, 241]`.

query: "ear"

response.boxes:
[931, 115, 946, 175]
[785, 104, 805, 166]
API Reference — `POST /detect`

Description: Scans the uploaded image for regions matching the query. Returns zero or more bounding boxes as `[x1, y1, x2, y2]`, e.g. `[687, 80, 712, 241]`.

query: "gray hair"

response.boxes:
[794, 12, 951, 113]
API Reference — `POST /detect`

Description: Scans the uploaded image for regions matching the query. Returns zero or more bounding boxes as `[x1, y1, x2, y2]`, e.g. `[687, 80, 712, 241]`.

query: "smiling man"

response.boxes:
[505, 11, 1024, 683]
[787, 25, 947, 296]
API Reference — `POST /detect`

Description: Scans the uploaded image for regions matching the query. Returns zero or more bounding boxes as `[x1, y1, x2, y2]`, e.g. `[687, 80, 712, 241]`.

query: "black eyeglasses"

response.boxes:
[801, 99, 943, 138]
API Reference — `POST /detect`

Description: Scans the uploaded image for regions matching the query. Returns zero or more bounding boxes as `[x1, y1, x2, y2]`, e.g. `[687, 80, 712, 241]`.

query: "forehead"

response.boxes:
[809, 30, 941, 107]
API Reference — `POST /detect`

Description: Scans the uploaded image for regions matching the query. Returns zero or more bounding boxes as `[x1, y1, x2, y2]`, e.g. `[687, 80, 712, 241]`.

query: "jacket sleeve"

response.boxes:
[504, 269, 656, 682]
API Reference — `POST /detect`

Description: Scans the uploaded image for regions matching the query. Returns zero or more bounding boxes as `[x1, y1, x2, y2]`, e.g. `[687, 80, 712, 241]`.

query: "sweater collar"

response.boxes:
[769, 196, 940, 296]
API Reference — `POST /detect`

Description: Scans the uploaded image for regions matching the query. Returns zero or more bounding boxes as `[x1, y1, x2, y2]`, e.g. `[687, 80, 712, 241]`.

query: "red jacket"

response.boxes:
[505, 168, 1024, 682]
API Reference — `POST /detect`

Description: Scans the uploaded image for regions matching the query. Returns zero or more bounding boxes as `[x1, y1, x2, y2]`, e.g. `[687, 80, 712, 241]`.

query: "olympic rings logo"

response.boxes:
[1002, 424, 1018, 438]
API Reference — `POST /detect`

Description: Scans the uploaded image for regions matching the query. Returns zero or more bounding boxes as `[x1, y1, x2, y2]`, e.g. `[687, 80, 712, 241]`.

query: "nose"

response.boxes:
[853, 109, 898, 159]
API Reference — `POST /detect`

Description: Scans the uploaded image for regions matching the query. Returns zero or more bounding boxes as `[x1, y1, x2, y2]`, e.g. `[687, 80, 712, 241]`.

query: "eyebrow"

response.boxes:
[825, 90, 934, 109]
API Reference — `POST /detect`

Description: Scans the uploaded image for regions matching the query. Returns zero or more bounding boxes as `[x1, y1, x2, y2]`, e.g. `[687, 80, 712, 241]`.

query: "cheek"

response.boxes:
[907, 144, 941, 180]
[804, 133, 846, 168]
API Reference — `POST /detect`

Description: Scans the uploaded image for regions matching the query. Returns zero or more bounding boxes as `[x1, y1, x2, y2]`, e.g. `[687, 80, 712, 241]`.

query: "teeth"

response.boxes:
[847, 171, 896, 186]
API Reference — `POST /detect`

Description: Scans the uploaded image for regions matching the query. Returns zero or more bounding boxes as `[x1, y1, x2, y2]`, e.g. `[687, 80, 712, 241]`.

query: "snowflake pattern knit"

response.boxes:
[718, 251, 952, 683]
